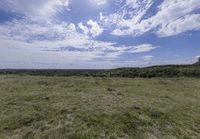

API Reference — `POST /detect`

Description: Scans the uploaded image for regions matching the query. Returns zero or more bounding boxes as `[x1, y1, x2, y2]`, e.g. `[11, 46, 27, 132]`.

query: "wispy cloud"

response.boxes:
[105, 0, 200, 37]
[129, 44, 158, 53]
[0, 0, 70, 18]
[142, 55, 154, 61]
[90, 0, 107, 6]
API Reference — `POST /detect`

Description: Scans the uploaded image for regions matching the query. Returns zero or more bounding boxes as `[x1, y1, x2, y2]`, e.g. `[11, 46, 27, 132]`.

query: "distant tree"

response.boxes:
[194, 57, 200, 65]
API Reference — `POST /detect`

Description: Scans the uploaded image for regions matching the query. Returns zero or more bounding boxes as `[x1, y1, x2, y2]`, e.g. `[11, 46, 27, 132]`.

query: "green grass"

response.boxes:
[0, 75, 200, 139]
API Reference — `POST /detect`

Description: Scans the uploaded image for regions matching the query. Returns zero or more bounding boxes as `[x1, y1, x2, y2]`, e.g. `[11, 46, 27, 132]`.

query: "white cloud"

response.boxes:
[96, 0, 107, 6]
[157, 14, 200, 37]
[68, 23, 76, 31]
[129, 44, 158, 53]
[78, 23, 89, 35]
[87, 20, 103, 37]
[99, 12, 104, 21]
[0, 18, 129, 65]
[90, 0, 107, 6]
[78, 20, 103, 37]
[196, 56, 200, 59]
[142, 55, 154, 61]
[106, 0, 200, 37]
[0, 0, 70, 18]
[0, 17, 158, 67]
[1, 0, 193, 68]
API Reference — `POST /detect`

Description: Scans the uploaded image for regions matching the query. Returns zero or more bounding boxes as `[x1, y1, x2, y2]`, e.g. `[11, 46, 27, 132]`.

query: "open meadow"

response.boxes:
[0, 75, 200, 139]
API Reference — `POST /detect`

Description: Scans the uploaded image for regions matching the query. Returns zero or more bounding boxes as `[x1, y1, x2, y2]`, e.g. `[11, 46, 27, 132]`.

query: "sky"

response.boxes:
[0, 0, 200, 69]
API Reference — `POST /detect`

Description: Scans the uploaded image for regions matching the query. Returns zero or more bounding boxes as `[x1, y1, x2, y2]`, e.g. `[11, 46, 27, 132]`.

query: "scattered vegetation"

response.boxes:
[0, 75, 200, 138]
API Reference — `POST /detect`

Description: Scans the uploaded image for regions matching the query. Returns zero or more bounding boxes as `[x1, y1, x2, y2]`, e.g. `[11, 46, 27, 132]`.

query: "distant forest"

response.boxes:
[1, 61, 200, 78]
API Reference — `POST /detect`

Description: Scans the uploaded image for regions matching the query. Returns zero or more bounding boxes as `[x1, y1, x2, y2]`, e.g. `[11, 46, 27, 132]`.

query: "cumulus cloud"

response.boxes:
[78, 20, 103, 37]
[78, 23, 89, 35]
[87, 20, 103, 37]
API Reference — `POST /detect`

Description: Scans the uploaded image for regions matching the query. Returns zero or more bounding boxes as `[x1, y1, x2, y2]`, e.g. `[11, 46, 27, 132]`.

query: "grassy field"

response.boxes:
[0, 75, 200, 139]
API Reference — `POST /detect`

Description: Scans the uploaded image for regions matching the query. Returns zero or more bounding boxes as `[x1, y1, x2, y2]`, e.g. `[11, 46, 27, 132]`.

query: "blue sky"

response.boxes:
[0, 0, 200, 69]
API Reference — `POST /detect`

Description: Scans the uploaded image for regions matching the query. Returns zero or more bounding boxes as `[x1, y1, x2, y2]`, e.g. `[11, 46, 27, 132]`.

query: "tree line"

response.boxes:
[0, 64, 200, 78]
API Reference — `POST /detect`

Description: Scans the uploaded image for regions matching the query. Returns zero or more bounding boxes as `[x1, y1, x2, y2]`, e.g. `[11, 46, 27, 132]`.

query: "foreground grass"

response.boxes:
[0, 75, 200, 139]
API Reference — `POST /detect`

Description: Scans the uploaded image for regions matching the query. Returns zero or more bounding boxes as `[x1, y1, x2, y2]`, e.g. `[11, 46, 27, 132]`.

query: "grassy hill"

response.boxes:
[0, 75, 200, 138]
[1, 64, 200, 138]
